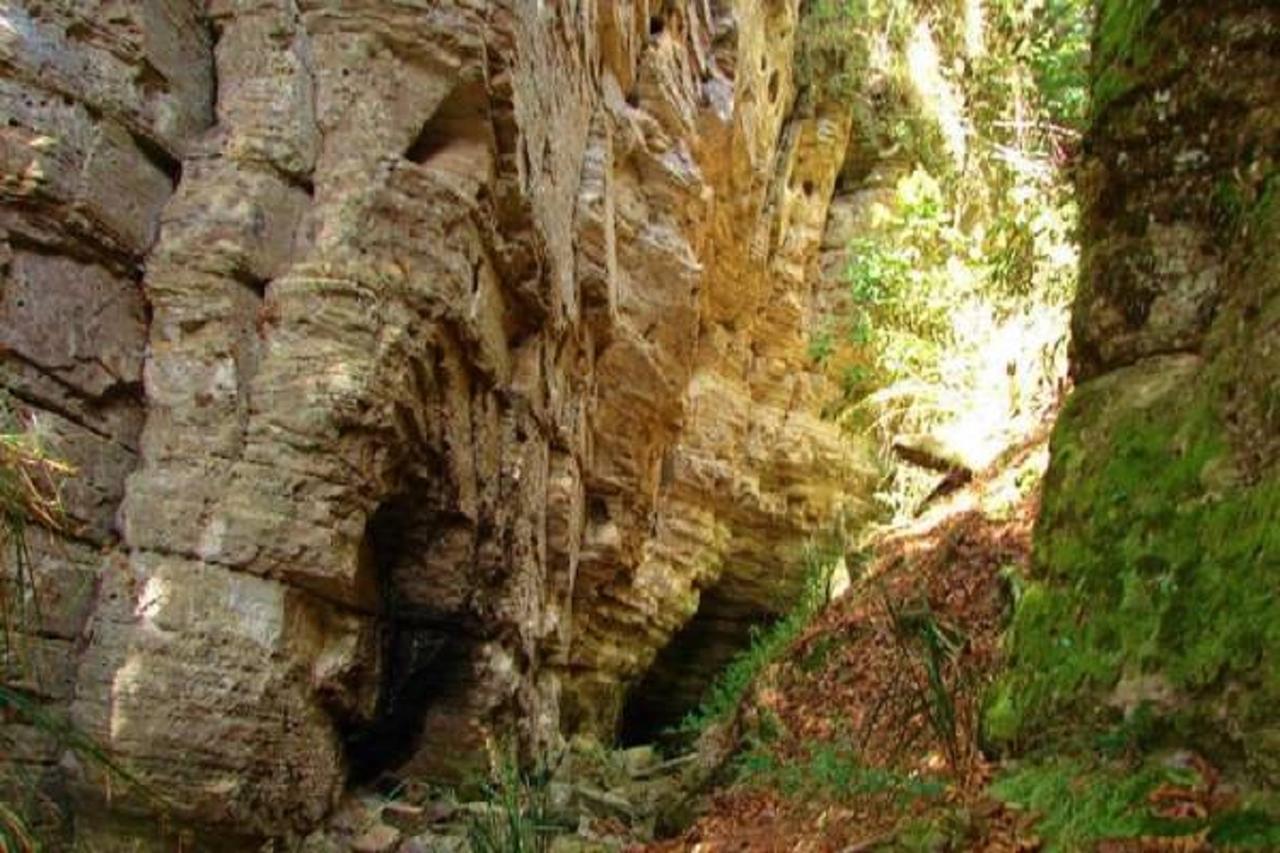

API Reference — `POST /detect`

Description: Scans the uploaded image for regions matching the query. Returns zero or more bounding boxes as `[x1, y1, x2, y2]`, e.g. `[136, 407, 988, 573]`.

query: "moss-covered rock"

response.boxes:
[991, 1, 1280, 783]
[1091, 0, 1162, 115]
[1073, 1, 1279, 379]
[986, 355, 1280, 780]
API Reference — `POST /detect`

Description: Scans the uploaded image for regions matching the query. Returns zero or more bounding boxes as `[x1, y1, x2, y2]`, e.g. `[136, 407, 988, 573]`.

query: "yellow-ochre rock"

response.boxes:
[0, 0, 878, 842]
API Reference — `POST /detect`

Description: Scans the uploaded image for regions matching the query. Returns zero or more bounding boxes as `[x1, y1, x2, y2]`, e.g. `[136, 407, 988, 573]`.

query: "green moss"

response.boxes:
[1209, 807, 1280, 848]
[1091, 0, 1161, 114]
[985, 363, 1280, 778]
[991, 757, 1194, 851]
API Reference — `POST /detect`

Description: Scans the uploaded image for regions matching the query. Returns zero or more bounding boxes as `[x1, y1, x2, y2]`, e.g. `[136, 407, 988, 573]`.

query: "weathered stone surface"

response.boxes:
[71, 553, 352, 830]
[993, 0, 1280, 785]
[2, 0, 878, 843]
[0, 6, 212, 841]
[1072, 1, 1280, 380]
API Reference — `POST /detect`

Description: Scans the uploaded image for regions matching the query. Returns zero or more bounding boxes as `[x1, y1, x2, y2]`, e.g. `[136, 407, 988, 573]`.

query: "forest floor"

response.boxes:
[634, 428, 1248, 852]
[305, 418, 1273, 853]
[635, 432, 1050, 852]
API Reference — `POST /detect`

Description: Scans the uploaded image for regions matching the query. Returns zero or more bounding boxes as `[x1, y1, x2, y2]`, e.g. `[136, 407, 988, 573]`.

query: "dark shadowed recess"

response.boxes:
[619, 586, 775, 747]
[342, 496, 472, 785]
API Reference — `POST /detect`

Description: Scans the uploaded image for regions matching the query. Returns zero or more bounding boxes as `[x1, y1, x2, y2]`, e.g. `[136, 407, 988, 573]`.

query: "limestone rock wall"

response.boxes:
[1, 0, 876, 841]
[0, 0, 213, 837]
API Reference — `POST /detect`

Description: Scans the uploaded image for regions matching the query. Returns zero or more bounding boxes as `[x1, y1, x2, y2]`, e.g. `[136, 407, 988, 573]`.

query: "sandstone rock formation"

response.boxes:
[1, 0, 878, 842]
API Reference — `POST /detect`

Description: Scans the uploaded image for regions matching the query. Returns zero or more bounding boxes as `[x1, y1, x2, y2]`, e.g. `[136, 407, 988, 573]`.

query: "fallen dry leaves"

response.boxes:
[637, 438, 1051, 852]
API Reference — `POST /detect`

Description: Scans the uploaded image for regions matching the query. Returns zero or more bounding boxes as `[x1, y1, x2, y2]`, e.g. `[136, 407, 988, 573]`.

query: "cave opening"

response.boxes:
[618, 586, 776, 748]
[341, 497, 469, 786]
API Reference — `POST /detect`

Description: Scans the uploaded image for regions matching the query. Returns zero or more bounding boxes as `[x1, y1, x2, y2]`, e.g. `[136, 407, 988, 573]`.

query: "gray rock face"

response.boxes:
[1, 0, 878, 842]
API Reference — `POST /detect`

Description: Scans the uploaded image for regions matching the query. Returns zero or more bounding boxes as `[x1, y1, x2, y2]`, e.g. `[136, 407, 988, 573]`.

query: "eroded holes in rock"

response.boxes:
[649, 15, 665, 36]
[406, 80, 491, 174]
[342, 496, 473, 784]
[405, 116, 445, 165]
[768, 70, 780, 103]
[588, 494, 610, 524]
[619, 585, 775, 747]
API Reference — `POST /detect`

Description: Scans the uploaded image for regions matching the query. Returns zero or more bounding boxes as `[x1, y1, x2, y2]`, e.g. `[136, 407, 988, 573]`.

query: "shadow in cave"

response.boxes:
[619, 587, 776, 748]
[342, 496, 469, 786]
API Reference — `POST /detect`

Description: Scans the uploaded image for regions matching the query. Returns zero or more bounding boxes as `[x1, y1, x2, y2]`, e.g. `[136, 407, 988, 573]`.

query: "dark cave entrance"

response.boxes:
[342, 625, 463, 785]
[618, 587, 776, 748]
[342, 496, 472, 785]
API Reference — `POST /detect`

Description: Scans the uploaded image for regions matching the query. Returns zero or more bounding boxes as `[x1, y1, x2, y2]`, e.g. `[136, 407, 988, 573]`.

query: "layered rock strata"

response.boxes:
[0, 0, 877, 842]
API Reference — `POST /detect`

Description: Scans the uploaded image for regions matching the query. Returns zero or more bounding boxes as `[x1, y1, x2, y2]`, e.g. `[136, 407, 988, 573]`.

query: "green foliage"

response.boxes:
[464, 746, 556, 853]
[1028, 0, 1093, 129]
[795, 0, 909, 104]
[992, 757, 1194, 850]
[883, 595, 967, 773]
[1211, 176, 1248, 232]
[1091, 0, 1160, 114]
[735, 740, 944, 804]
[807, 1, 1082, 526]
[986, 0, 1093, 131]
[826, 168, 964, 412]
[995, 756, 1280, 851]
[1208, 808, 1280, 848]
[795, 0, 866, 103]
[796, 0, 949, 178]
[807, 322, 836, 365]
[1094, 0, 1158, 70]
[679, 546, 839, 736]
[985, 376, 1280, 763]
[0, 800, 38, 853]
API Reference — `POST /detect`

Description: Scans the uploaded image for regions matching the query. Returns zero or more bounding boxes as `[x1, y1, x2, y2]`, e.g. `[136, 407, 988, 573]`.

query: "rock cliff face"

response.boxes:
[990, 0, 1279, 784]
[0, 0, 877, 841]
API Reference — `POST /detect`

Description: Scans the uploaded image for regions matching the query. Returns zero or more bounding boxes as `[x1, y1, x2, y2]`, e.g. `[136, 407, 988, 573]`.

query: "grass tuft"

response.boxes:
[464, 742, 557, 853]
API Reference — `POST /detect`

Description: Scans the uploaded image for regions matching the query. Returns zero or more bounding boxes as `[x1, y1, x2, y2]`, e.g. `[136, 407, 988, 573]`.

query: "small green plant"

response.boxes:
[0, 394, 72, 668]
[735, 740, 943, 805]
[464, 743, 557, 853]
[0, 800, 38, 853]
[992, 757, 1211, 851]
[1, 392, 73, 849]
[678, 544, 840, 736]
[883, 595, 968, 775]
